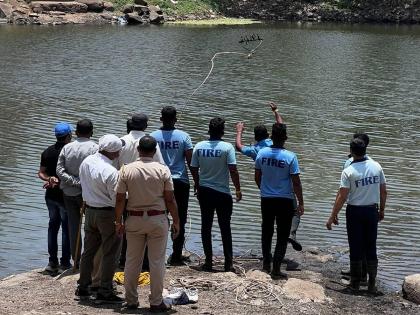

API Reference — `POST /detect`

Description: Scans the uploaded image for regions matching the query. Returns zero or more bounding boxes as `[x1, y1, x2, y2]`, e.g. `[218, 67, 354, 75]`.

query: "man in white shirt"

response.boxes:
[117, 113, 164, 270]
[76, 135, 124, 303]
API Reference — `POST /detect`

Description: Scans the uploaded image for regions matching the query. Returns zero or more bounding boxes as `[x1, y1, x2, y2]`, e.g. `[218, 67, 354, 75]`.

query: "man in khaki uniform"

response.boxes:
[115, 136, 180, 311]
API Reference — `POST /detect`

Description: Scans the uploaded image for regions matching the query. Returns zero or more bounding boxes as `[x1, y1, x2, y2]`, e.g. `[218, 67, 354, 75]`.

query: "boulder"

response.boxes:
[122, 4, 133, 14]
[103, 1, 113, 12]
[30, 1, 88, 13]
[125, 12, 146, 24]
[149, 10, 163, 24]
[0, 3, 13, 18]
[134, 0, 147, 5]
[148, 4, 162, 14]
[282, 278, 328, 303]
[133, 4, 148, 15]
[403, 274, 420, 305]
[77, 0, 104, 12]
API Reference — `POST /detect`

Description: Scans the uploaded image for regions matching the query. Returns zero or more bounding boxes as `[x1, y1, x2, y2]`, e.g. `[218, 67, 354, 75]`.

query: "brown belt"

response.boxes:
[127, 210, 166, 217]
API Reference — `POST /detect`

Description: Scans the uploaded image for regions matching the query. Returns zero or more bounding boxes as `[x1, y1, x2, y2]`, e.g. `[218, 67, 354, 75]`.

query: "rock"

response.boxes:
[30, 1, 88, 13]
[103, 1, 113, 12]
[245, 270, 271, 282]
[282, 278, 329, 303]
[122, 4, 133, 14]
[148, 4, 162, 14]
[149, 10, 163, 24]
[125, 12, 146, 24]
[403, 274, 420, 305]
[49, 10, 65, 15]
[77, 0, 104, 13]
[134, 0, 147, 5]
[0, 3, 13, 18]
[133, 4, 148, 15]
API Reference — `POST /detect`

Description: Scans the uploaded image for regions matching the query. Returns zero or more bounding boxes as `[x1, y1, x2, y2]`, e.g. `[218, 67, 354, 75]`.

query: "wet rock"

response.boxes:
[78, 0, 104, 13]
[403, 274, 420, 305]
[0, 3, 12, 19]
[149, 4, 162, 15]
[125, 12, 146, 24]
[149, 10, 163, 24]
[134, 4, 148, 15]
[103, 1, 113, 12]
[282, 278, 329, 303]
[30, 2, 88, 14]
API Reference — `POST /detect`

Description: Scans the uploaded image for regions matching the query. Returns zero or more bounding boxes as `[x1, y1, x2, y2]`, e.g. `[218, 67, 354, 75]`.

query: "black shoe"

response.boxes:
[75, 287, 91, 299]
[89, 286, 99, 293]
[150, 301, 171, 312]
[271, 270, 288, 280]
[199, 262, 213, 272]
[262, 263, 271, 274]
[45, 262, 59, 274]
[122, 301, 139, 310]
[167, 254, 185, 266]
[287, 237, 302, 251]
[224, 263, 236, 273]
[95, 293, 124, 304]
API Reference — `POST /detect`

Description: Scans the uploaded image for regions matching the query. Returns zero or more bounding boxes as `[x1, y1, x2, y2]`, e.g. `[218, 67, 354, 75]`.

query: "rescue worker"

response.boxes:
[254, 123, 304, 279]
[191, 117, 242, 272]
[151, 106, 193, 266]
[327, 138, 387, 294]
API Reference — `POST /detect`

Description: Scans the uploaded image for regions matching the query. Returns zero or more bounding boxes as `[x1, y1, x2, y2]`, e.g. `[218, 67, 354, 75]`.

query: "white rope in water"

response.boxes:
[179, 39, 263, 119]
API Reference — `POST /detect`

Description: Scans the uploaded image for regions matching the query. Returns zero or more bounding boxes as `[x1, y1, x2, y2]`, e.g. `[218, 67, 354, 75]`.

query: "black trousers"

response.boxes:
[346, 205, 378, 262]
[261, 197, 294, 264]
[172, 179, 190, 259]
[198, 186, 233, 263]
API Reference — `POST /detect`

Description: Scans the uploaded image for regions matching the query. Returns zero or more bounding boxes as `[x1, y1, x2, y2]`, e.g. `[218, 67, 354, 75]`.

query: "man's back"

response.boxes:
[191, 140, 236, 195]
[150, 129, 192, 182]
[118, 159, 172, 211]
[57, 138, 98, 196]
[241, 138, 272, 161]
[79, 153, 118, 208]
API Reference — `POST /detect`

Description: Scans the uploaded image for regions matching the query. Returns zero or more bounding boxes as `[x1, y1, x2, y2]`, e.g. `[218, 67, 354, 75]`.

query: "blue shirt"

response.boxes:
[255, 147, 300, 198]
[340, 159, 386, 206]
[151, 129, 193, 183]
[241, 138, 273, 161]
[191, 140, 236, 195]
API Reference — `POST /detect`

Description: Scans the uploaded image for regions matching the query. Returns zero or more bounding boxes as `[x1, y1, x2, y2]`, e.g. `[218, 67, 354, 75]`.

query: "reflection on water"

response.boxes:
[0, 23, 419, 290]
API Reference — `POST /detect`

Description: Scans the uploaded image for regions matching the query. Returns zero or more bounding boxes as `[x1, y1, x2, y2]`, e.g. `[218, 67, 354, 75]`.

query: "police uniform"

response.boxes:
[341, 157, 386, 290]
[150, 128, 193, 262]
[191, 140, 236, 269]
[255, 146, 300, 274]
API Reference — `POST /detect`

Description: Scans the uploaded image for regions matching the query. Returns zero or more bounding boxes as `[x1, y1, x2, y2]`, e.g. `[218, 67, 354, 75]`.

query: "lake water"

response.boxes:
[0, 22, 419, 290]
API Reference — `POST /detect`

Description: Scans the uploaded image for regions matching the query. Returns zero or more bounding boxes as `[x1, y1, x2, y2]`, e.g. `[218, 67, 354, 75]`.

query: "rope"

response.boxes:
[178, 39, 263, 119]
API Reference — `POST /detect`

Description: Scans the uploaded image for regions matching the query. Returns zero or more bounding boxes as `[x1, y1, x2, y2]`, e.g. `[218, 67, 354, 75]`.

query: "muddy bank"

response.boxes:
[1, 248, 418, 314]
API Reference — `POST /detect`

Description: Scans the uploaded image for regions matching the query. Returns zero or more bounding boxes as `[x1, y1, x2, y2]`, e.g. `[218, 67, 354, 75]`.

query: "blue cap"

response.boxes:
[54, 123, 72, 137]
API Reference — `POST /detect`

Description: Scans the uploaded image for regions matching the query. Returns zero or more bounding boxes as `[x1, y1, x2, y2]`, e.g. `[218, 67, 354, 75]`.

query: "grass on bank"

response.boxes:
[169, 18, 261, 25]
[110, 0, 219, 15]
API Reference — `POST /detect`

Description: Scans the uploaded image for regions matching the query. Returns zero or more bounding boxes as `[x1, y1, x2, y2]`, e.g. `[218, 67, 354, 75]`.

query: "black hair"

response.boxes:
[271, 123, 287, 143]
[161, 106, 177, 122]
[56, 134, 69, 142]
[208, 117, 225, 139]
[76, 119, 93, 136]
[254, 125, 269, 142]
[350, 138, 367, 157]
[353, 132, 369, 147]
[138, 135, 157, 153]
[126, 119, 133, 134]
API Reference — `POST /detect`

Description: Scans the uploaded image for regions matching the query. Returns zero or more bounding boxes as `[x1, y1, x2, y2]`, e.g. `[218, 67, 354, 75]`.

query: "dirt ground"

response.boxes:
[1, 248, 419, 315]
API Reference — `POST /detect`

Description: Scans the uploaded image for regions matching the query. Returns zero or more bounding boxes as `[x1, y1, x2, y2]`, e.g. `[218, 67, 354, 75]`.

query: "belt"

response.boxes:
[348, 204, 378, 209]
[127, 210, 166, 217]
[87, 205, 114, 211]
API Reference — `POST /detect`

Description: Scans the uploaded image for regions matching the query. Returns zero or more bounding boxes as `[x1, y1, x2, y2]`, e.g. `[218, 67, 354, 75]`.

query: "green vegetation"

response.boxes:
[169, 17, 261, 25]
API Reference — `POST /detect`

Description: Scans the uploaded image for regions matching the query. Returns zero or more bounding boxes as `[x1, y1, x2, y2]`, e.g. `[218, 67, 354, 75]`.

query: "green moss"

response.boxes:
[169, 18, 261, 25]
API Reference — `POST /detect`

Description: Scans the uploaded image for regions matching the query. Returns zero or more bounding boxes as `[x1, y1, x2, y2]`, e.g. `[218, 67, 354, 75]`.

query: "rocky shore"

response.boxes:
[1, 247, 419, 314]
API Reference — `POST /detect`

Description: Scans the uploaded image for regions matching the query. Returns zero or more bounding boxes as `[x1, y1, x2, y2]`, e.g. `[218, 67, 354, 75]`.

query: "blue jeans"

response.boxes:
[45, 197, 71, 266]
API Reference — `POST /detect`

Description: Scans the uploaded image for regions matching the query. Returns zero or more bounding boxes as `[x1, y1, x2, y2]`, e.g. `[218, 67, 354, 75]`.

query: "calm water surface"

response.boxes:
[0, 22, 419, 290]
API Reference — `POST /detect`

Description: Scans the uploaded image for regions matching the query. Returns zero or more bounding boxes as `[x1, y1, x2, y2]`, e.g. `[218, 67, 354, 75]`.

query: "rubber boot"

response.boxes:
[349, 260, 362, 291]
[360, 259, 368, 286]
[262, 254, 272, 274]
[271, 260, 287, 280]
[367, 260, 378, 294]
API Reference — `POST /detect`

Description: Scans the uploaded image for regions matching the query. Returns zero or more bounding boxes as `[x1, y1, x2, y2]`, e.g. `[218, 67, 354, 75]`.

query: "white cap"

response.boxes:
[98, 134, 123, 153]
